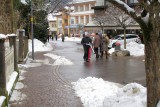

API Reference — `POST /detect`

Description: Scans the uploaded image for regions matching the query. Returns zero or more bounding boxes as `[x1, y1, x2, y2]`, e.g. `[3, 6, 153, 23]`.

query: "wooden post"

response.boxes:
[8, 34, 18, 72]
[0, 38, 7, 97]
[18, 29, 25, 63]
[24, 36, 28, 59]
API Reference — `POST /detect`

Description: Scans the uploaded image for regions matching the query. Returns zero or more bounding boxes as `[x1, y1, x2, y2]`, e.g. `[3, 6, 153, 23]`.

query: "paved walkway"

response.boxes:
[9, 48, 83, 107]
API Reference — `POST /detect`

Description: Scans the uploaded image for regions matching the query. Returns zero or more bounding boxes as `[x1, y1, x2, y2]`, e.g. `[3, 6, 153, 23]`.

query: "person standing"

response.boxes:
[101, 34, 110, 59]
[61, 34, 65, 42]
[98, 33, 103, 58]
[81, 32, 92, 62]
[47, 34, 50, 42]
[93, 33, 101, 59]
[55, 33, 58, 41]
[52, 33, 54, 41]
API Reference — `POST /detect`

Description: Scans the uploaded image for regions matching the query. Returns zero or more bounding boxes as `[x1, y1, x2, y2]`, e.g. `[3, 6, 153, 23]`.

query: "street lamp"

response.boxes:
[31, 0, 34, 60]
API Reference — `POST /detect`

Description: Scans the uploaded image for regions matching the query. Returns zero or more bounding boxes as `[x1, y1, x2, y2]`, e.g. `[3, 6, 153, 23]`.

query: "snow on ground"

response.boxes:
[28, 39, 52, 52]
[44, 53, 73, 65]
[109, 42, 144, 56]
[58, 37, 82, 42]
[72, 77, 146, 107]
[9, 90, 26, 103]
[0, 96, 6, 107]
[18, 58, 42, 68]
[7, 72, 18, 95]
[64, 37, 82, 42]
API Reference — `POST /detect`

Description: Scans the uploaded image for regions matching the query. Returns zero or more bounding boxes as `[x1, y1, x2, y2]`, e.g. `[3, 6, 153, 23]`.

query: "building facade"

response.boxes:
[48, 0, 141, 37]
[48, 14, 57, 35]
[68, 0, 96, 36]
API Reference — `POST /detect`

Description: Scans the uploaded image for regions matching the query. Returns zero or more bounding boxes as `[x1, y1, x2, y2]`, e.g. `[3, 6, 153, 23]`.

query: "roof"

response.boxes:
[47, 14, 56, 21]
[70, 0, 95, 4]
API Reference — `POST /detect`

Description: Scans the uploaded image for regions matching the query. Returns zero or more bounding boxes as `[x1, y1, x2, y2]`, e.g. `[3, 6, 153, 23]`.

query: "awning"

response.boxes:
[65, 25, 78, 28]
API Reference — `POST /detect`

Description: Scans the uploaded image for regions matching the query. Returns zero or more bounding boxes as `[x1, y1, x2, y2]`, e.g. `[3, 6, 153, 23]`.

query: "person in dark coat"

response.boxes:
[55, 34, 58, 41]
[61, 34, 65, 42]
[81, 32, 92, 62]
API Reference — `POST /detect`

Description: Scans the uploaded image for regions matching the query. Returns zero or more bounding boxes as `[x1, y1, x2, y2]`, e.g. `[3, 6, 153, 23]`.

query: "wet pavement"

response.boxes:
[9, 39, 146, 107]
[53, 40, 146, 86]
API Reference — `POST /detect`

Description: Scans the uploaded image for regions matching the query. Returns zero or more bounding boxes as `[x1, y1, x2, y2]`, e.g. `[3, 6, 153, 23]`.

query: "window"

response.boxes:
[80, 6, 83, 11]
[75, 6, 78, 12]
[85, 4, 89, 11]
[90, 4, 95, 10]
[59, 20, 62, 26]
[52, 24, 54, 27]
[128, 35, 138, 39]
[71, 19, 74, 25]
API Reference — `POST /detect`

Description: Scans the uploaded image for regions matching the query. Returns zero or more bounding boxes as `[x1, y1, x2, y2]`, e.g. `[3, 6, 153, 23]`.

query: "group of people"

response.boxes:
[47, 33, 58, 42]
[81, 32, 110, 62]
[47, 33, 65, 42]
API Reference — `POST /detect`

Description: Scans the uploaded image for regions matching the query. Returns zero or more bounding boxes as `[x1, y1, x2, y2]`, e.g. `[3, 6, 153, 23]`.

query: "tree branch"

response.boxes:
[107, 0, 148, 30]
[49, 0, 62, 13]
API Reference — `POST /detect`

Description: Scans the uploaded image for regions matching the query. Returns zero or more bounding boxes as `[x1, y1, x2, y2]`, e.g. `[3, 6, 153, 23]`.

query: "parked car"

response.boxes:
[108, 34, 142, 48]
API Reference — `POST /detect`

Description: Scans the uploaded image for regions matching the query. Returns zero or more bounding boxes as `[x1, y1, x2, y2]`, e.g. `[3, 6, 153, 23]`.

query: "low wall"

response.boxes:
[0, 31, 28, 107]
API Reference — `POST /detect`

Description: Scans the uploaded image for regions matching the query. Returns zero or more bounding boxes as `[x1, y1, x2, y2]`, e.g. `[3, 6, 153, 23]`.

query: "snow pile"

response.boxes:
[0, 96, 6, 107]
[109, 42, 144, 56]
[121, 42, 144, 56]
[28, 39, 52, 52]
[44, 53, 73, 65]
[72, 77, 146, 107]
[104, 83, 146, 107]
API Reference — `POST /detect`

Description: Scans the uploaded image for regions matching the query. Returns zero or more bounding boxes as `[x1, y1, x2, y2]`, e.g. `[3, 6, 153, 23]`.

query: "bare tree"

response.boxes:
[46, 0, 73, 13]
[93, 9, 108, 34]
[106, 4, 136, 48]
[107, 0, 160, 107]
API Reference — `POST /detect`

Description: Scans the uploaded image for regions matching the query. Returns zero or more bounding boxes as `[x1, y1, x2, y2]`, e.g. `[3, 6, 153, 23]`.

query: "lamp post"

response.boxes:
[31, 0, 34, 60]
[68, 7, 71, 37]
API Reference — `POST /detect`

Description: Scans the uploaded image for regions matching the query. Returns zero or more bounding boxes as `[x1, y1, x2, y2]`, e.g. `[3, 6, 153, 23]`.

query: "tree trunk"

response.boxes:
[123, 28, 126, 49]
[100, 25, 104, 34]
[144, 26, 160, 107]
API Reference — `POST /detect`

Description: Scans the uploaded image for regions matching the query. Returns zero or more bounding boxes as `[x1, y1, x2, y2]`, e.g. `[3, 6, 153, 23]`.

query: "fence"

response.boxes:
[0, 29, 28, 106]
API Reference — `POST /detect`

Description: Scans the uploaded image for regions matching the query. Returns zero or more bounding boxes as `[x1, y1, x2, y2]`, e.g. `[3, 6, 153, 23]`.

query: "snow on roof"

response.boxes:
[70, 10, 94, 15]
[72, 0, 95, 4]
[6, 34, 16, 37]
[114, 0, 135, 13]
[85, 21, 96, 26]
[47, 14, 56, 21]
[64, 6, 74, 10]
